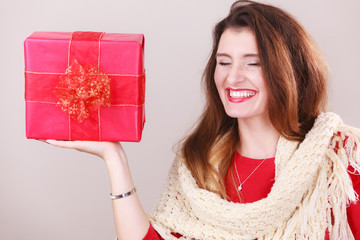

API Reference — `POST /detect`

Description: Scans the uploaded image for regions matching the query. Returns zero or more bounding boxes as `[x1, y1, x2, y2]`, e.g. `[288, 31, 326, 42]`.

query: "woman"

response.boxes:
[47, 1, 360, 239]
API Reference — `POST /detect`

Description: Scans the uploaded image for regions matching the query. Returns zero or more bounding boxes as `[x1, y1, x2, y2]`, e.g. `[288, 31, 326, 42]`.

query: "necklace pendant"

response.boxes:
[234, 154, 269, 193]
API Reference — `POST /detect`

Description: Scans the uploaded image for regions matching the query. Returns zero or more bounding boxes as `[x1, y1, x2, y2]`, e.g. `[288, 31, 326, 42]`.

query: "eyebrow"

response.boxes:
[216, 53, 259, 58]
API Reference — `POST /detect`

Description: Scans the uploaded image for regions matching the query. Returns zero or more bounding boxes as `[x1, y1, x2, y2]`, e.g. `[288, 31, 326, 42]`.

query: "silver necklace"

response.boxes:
[234, 154, 268, 191]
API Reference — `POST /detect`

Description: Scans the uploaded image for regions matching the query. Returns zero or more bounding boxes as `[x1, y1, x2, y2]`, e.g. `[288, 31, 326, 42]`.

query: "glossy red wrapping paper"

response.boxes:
[24, 31, 145, 141]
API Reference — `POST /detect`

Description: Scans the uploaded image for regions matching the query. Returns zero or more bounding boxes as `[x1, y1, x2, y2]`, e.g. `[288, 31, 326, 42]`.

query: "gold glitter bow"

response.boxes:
[54, 60, 111, 122]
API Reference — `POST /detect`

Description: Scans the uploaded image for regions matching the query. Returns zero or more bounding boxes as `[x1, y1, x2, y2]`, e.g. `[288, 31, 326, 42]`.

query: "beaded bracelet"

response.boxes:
[110, 187, 136, 200]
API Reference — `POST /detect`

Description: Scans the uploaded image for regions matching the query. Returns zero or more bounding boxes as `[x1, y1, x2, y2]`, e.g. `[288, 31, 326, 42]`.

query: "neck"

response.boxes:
[237, 114, 280, 159]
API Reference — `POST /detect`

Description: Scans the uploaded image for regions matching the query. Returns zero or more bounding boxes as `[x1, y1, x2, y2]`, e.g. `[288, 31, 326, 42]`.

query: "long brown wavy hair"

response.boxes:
[180, 0, 328, 199]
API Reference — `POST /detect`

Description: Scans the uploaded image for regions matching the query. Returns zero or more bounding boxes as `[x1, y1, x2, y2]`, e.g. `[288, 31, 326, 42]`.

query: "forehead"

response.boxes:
[217, 28, 259, 54]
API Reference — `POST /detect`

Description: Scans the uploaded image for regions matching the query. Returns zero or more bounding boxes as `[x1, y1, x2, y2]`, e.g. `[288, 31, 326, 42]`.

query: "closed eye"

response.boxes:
[218, 62, 231, 66]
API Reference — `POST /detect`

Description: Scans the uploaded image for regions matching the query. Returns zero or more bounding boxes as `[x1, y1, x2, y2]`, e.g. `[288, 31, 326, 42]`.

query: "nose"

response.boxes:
[226, 64, 246, 84]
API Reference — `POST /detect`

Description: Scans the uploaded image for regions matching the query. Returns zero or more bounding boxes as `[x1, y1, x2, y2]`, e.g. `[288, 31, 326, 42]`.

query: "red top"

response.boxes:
[143, 152, 360, 239]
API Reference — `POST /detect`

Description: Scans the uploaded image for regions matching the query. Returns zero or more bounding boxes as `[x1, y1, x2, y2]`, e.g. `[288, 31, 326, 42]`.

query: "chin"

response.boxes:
[224, 108, 267, 121]
[224, 109, 244, 119]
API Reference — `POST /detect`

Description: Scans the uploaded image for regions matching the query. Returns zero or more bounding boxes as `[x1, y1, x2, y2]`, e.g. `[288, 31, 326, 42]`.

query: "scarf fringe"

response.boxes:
[326, 125, 360, 240]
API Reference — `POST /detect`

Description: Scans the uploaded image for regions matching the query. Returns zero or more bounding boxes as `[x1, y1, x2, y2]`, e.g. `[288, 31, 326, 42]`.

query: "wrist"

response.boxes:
[102, 143, 127, 164]
[104, 151, 135, 195]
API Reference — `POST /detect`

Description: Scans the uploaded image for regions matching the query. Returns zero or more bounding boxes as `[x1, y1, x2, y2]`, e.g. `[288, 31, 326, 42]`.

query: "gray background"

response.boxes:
[0, 0, 359, 239]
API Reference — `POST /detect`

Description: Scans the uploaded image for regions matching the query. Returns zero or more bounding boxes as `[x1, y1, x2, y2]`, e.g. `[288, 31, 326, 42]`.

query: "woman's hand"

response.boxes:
[44, 140, 125, 163]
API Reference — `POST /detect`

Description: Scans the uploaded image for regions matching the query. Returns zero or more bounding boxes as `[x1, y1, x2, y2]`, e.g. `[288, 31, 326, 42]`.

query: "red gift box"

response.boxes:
[24, 31, 145, 141]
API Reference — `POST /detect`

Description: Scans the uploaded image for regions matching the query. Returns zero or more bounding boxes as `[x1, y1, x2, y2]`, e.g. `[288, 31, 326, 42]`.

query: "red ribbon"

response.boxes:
[52, 32, 109, 122]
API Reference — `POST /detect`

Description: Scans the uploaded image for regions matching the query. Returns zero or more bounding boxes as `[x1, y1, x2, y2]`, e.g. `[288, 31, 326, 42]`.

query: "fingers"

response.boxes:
[45, 139, 82, 149]
[38, 139, 124, 161]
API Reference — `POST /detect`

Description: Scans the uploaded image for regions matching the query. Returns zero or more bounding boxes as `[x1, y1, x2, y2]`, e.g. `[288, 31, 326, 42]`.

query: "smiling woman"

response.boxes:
[44, 1, 360, 240]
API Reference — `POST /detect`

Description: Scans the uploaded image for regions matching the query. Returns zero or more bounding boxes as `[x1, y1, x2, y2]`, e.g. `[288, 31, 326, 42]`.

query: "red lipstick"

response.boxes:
[226, 88, 257, 103]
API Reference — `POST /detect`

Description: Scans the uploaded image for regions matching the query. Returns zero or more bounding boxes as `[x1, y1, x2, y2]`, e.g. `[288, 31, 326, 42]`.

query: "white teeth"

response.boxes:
[229, 90, 256, 98]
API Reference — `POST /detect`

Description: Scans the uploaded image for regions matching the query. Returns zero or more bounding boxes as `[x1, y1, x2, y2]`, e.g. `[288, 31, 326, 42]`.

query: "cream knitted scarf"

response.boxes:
[148, 112, 360, 240]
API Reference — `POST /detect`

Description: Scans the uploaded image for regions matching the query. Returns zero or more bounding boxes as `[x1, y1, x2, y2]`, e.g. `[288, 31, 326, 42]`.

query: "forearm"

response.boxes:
[105, 152, 150, 240]
[44, 140, 150, 239]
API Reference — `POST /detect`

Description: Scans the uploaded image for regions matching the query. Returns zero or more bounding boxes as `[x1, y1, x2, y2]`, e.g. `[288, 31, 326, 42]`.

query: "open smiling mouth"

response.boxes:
[227, 88, 257, 103]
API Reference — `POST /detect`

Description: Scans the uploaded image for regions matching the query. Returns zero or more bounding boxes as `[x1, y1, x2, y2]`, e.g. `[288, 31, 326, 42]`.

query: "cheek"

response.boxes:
[252, 71, 267, 92]
[214, 67, 224, 89]
[258, 78, 270, 108]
